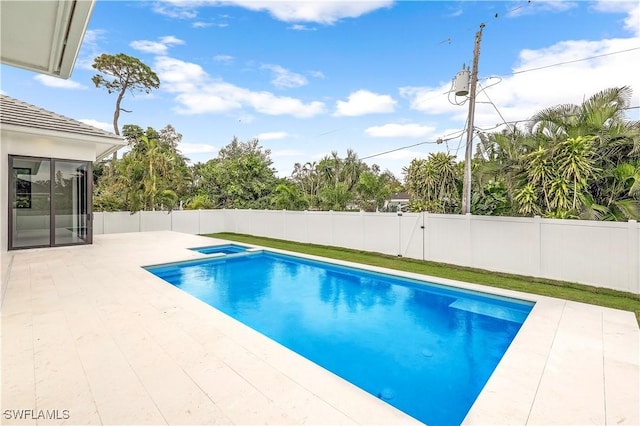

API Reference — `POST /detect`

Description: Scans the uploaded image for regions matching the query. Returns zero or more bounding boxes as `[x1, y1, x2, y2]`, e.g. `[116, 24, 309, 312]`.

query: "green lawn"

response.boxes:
[207, 232, 640, 325]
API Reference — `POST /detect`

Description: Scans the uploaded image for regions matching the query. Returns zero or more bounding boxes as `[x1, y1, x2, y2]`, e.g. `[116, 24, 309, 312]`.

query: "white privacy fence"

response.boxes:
[94, 210, 640, 294]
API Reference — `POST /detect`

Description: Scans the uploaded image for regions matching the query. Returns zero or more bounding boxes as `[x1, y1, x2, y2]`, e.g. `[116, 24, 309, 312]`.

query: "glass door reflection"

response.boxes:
[54, 161, 90, 245]
[10, 158, 51, 248]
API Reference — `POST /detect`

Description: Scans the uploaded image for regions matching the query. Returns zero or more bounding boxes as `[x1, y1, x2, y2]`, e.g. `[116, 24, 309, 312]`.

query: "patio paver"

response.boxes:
[1, 231, 638, 425]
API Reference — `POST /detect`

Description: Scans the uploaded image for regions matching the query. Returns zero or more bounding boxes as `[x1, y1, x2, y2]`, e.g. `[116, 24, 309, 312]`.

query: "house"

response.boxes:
[384, 191, 410, 212]
[1, 0, 125, 252]
[0, 95, 126, 251]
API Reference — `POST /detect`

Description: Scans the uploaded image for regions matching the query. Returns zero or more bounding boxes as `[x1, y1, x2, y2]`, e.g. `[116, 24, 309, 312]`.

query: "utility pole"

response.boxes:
[461, 23, 485, 215]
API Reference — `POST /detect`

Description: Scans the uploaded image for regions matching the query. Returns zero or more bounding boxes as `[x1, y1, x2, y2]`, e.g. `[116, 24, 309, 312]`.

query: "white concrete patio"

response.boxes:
[1, 231, 638, 425]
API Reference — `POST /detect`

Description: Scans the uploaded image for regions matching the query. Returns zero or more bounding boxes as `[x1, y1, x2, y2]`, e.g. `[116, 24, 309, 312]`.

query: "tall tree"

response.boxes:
[291, 161, 320, 208]
[313, 150, 367, 210]
[93, 125, 190, 212]
[357, 169, 397, 212]
[91, 53, 160, 161]
[195, 138, 277, 209]
[271, 179, 309, 210]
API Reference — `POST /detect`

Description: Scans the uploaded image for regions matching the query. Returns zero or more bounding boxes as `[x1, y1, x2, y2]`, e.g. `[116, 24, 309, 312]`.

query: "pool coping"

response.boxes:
[2, 231, 638, 425]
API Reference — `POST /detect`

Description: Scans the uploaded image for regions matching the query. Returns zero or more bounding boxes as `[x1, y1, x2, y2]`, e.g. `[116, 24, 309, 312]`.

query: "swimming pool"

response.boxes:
[146, 250, 533, 425]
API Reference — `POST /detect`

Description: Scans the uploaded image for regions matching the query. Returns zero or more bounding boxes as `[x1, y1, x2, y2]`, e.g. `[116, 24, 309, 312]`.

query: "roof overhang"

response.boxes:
[0, 0, 95, 79]
[0, 123, 127, 161]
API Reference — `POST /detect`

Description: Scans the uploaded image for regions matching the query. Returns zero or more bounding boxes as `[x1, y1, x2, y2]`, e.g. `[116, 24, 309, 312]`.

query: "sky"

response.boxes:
[1, 0, 639, 179]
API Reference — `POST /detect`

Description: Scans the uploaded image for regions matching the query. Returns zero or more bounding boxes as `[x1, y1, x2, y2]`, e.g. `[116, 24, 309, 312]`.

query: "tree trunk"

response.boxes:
[109, 89, 126, 176]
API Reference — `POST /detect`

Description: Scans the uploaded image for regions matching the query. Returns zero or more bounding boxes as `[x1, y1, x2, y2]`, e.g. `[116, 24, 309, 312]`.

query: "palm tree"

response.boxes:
[292, 161, 321, 207]
[319, 182, 352, 211]
[404, 153, 460, 213]
[450, 86, 639, 220]
[122, 135, 180, 211]
[271, 181, 309, 210]
[341, 149, 363, 192]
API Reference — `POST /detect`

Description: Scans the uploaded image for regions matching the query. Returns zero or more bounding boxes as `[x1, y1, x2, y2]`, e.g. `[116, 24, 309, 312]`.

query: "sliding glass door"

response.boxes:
[9, 156, 91, 250]
[53, 160, 90, 245]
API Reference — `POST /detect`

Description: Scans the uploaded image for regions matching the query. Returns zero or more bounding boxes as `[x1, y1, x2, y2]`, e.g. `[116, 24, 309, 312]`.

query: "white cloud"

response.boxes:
[308, 70, 325, 79]
[213, 54, 234, 64]
[257, 131, 288, 140]
[335, 90, 397, 116]
[130, 40, 168, 55]
[160, 35, 185, 45]
[154, 0, 392, 24]
[155, 56, 209, 93]
[593, 0, 640, 36]
[130, 35, 184, 55]
[34, 75, 86, 90]
[192, 21, 213, 28]
[219, 1, 393, 24]
[248, 90, 325, 117]
[192, 20, 228, 28]
[262, 64, 308, 89]
[290, 24, 316, 31]
[78, 119, 113, 132]
[179, 143, 218, 154]
[623, 5, 639, 36]
[76, 29, 107, 71]
[365, 123, 435, 138]
[152, 3, 197, 19]
[82, 29, 106, 46]
[155, 56, 326, 118]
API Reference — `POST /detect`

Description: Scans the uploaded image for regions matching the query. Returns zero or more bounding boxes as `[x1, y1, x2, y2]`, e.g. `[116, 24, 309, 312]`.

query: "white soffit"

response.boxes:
[0, 0, 95, 79]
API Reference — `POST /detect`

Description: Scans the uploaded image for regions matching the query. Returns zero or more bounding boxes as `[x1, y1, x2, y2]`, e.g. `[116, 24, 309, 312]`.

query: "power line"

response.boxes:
[477, 81, 513, 132]
[360, 129, 466, 161]
[511, 47, 640, 75]
[453, 122, 468, 157]
[478, 105, 640, 130]
[360, 141, 438, 161]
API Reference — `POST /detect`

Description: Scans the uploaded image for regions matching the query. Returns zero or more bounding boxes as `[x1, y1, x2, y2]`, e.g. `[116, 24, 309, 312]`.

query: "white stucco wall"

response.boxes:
[1, 129, 101, 255]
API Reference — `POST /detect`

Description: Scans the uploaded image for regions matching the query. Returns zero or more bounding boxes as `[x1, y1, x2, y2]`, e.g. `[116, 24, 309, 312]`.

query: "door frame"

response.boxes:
[8, 155, 93, 250]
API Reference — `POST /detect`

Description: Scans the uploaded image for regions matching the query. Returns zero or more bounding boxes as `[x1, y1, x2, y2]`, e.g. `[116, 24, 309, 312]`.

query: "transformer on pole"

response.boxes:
[454, 65, 470, 97]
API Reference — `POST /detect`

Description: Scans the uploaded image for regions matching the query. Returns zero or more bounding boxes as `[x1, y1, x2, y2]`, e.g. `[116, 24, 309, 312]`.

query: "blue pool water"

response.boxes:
[190, 244, 249, 255]
[146, 251, 533, 425]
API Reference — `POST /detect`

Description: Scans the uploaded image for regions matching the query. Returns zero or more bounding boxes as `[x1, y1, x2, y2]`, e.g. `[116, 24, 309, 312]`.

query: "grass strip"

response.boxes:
[206, 232, 640, 325]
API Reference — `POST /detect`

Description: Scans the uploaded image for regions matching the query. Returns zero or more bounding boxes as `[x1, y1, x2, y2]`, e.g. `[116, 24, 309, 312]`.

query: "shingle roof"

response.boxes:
[0, 94, 123, 141]
[390, 192, 410, 200]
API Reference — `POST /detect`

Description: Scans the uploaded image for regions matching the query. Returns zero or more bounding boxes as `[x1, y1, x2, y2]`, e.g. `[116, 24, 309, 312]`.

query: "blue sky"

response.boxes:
[1, 0, 639, 179]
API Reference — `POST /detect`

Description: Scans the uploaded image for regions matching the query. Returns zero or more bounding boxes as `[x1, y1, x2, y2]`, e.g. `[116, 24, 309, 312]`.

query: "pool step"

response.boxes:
[448, 299, 529, 323]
